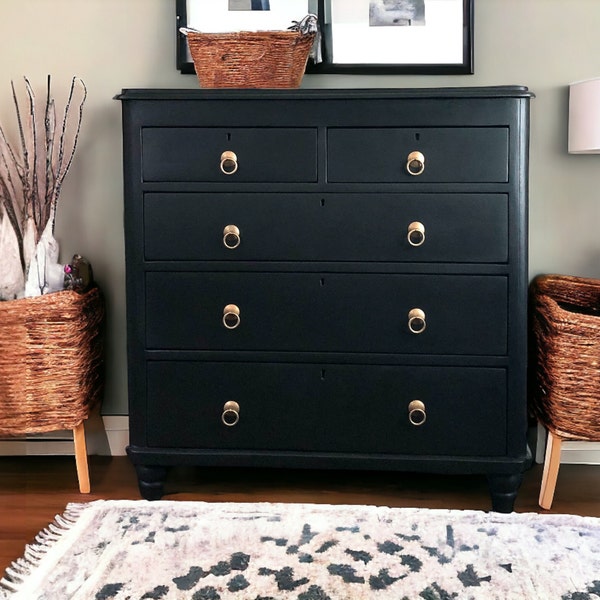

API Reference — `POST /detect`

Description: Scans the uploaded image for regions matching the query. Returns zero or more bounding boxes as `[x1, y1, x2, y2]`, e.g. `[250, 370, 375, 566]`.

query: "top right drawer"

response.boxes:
[327, 128, 508, 183]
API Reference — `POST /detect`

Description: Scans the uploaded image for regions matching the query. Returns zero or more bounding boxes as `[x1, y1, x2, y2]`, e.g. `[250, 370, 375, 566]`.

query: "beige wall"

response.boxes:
[1, 0, 599, 415]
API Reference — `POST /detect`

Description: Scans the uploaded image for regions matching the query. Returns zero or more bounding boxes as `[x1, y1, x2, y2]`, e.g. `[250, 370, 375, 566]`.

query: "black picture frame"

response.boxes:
[176, 0, 473, 76]
[176, 0, 194, 75]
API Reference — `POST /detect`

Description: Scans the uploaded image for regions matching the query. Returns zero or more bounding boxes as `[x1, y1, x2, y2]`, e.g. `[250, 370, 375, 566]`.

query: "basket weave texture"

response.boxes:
[186, 29, 315, 88]
[529, 274, 600, 440]
[0, 287, 104, 436]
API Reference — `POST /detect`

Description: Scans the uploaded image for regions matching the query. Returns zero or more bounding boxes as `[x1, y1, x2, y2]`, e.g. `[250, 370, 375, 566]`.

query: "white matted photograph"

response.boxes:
[330, 0, 464, 65]
[187, 0, 309, 32]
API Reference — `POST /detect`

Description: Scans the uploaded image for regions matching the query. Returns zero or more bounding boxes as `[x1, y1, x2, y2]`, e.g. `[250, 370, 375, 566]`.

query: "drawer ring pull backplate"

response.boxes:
[220, 151, 238, 175]
[223, 225, 241, 249]
[408, 308, 426, 334]
[406, 151, 425, 176]
[407, 221, 426, 247]
[223, 304, 241, 329]
[222, 401, 240, 426]
[408, 400, 426, 426]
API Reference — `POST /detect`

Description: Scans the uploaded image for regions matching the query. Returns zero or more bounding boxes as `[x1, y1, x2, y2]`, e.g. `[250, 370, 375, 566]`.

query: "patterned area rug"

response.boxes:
[2, 500, 600, 599]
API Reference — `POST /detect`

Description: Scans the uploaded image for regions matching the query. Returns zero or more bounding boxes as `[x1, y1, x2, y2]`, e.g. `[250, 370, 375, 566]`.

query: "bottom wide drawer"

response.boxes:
[146, 362, 507, 457]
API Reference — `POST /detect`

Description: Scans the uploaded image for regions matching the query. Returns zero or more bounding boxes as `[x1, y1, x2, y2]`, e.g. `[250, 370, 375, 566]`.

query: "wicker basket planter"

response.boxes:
[529, 274, 600, 441]
[184, 29, 316, 88]
[529, 274, 600, 508]
[0, 286, 104, 436]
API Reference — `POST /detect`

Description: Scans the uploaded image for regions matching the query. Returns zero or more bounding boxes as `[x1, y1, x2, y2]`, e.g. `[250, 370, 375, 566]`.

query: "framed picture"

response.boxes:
[309, 0, 473, 75]
[176, 0, 317, 74]
[176, 0, 473, 76]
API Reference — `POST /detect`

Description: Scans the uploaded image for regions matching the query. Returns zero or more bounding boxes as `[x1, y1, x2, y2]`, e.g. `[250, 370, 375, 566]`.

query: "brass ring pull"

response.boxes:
[223, 304, 241, 329]
[408, 308, 426, 334]
[220, 151, 238, 175]
[223, 225, 241, 249]
[406, 151, 425, 176]
[408, 400, 426, 426]
[407, 221, 425, 247]
[222, 401, 240, 426]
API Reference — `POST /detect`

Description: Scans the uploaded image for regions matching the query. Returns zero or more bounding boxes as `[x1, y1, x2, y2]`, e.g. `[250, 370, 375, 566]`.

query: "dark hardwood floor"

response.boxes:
[1, 456, 599, 575]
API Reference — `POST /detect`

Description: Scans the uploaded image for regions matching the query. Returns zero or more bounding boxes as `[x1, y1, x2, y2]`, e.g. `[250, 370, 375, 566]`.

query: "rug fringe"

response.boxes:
[0, 502, 87, 598]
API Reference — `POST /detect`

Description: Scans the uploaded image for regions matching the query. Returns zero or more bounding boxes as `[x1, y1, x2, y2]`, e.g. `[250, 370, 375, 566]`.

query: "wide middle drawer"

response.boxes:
[144, 193, 508, 263]
[145, 272, 507, 355]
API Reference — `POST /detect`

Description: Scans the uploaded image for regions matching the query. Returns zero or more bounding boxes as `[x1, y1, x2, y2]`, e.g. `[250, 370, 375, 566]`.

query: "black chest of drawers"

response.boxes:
[118, 87, 533, 512]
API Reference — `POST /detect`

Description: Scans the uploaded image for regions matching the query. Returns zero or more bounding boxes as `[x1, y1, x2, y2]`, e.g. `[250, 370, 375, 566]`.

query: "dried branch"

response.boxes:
[0, 123, 26, 271]
[50, 77, 87, 228]
[10, 80, 32, 217]
[44, 75, 56, 224]
[23, 77, 43, 238]
[0, 126, 24, 223]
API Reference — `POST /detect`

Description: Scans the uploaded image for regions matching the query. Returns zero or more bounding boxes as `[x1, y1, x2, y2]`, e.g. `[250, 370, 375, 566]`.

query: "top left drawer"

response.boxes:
[141, 127, 318, 183]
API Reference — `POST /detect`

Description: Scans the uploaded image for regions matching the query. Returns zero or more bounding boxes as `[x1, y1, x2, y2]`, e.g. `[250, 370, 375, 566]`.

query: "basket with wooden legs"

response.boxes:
[0, 286, 104, 493]
[529, 274, 600, 509]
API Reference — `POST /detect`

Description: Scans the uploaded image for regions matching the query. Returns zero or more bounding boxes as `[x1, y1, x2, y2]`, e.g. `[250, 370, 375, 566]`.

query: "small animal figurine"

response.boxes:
[64, 254, 94, 293]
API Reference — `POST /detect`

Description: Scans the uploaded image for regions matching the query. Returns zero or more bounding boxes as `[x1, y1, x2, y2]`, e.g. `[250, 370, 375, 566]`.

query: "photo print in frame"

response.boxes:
[310, 0, 473, 74]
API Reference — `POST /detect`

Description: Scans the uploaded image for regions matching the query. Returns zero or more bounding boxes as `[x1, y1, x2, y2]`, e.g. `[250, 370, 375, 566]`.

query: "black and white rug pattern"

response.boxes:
[2, 500, 600, 599]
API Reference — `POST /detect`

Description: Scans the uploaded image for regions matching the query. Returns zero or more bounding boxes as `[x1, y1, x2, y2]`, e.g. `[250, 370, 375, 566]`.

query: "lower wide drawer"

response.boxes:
[145, 272, 507, 355]
[146, 362, 507, 456]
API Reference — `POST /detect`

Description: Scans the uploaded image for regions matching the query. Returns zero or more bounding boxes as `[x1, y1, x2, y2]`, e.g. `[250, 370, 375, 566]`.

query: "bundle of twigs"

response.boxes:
[0, 76, 86, 299]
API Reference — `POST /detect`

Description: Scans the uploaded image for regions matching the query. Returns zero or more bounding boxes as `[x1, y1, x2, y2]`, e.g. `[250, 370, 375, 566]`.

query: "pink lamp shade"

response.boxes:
[569, 77, 600, 154]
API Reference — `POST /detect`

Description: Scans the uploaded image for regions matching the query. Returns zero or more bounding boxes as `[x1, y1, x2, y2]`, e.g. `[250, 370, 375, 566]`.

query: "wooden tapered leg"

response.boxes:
[539, 429, 562, 510]
[73, 421, 90, 494]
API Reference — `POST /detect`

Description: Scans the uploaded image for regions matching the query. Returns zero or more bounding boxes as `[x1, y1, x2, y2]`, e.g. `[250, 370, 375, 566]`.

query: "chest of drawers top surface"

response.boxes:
[117, 86, 532, 102]
[118, 88, 531, 135]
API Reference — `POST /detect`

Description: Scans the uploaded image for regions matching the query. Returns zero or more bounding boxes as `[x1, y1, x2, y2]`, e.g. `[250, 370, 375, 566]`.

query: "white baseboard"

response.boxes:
[559, 442, 600, 464]
[2, 420, 600, 465]
[0, 413, 128, 457]
[534, 424, 600, 465]
[98, 416, 129, 456]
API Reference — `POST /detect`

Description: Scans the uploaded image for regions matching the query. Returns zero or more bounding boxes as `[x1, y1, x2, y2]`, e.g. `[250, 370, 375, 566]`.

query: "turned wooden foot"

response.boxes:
[487, 472, 523, 513]
[135, 465, 168, 500]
